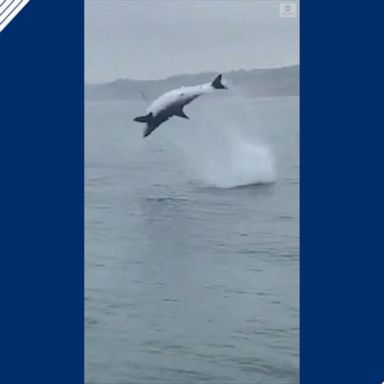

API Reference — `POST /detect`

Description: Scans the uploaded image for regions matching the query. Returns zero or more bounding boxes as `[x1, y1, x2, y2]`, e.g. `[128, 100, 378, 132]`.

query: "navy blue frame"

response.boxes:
[301, 2, 384, 383]
[1, 1, 83, 383]
[1, 1, 383, 383]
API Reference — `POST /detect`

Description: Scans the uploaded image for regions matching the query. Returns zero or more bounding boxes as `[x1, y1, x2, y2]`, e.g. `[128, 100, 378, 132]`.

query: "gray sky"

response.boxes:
[85, 0, 299, 83]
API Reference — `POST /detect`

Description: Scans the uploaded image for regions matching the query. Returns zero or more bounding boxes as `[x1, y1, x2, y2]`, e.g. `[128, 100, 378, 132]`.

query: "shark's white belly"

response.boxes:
[148, 83, 213, 116]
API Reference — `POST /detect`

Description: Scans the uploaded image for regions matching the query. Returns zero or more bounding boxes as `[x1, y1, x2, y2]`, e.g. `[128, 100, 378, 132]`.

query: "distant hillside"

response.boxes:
[85, 65, 299, 101]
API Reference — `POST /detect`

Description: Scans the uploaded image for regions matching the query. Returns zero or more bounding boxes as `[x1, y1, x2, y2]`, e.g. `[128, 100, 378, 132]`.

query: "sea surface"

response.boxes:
[85, 95, 299, 384]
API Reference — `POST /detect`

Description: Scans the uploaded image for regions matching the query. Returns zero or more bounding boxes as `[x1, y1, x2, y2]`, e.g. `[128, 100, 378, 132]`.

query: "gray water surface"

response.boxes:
[85, 96, 299, 384]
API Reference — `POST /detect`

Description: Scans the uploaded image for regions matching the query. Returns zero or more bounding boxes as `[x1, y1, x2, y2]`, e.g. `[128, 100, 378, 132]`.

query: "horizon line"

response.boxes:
[85, 63, 300, 86]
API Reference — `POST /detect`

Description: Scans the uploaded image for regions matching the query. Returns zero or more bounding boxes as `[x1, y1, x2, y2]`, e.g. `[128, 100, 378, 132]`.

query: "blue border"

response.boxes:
[1, 1, 384, 383]
[301, 2, 384, 384]
[1, 1, 84, 383]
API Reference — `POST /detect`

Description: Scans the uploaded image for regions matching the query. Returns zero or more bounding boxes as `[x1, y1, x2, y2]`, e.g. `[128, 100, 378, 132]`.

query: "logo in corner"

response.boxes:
[0, 0, 30, 32]
[280, 2, 297, 18]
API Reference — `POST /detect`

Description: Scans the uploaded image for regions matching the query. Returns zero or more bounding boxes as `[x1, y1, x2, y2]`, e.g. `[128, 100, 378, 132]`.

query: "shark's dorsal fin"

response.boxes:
[211, 74, 227, 89]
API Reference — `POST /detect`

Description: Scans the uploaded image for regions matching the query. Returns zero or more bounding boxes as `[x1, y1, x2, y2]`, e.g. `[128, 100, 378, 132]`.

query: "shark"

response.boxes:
[134, 74, 227, 137]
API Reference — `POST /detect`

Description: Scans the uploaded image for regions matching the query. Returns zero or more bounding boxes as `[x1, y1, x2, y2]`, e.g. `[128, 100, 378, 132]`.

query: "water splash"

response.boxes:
[168, 118, 276, 189]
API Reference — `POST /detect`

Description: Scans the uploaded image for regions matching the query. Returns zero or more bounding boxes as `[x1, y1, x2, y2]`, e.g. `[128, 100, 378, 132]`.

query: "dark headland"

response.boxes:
[85, 64, 299, 101]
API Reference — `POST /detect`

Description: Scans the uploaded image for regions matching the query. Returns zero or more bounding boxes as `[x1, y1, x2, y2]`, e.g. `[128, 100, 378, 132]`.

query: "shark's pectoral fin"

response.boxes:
[175, 109, 189, 119]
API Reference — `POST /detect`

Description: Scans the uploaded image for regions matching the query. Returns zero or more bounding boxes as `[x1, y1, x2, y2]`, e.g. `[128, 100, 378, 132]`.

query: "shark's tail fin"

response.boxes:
[134, 112, 153, 123]
[211, 74, 227, 89]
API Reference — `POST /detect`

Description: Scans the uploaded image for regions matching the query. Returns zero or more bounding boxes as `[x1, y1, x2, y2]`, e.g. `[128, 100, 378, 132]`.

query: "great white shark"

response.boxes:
[134, 74, 227, 137]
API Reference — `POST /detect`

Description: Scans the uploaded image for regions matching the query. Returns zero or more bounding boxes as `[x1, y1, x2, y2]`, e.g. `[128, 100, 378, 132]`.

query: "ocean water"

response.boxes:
[85, 95, 299, 384]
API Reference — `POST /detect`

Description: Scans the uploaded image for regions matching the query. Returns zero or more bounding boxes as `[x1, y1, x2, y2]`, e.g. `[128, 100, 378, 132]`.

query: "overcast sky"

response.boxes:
[85, 0, 299, 83]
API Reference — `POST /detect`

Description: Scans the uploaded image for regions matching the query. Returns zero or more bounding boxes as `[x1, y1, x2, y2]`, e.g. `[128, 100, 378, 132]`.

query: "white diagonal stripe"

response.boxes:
[0, 0, 29, 32]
